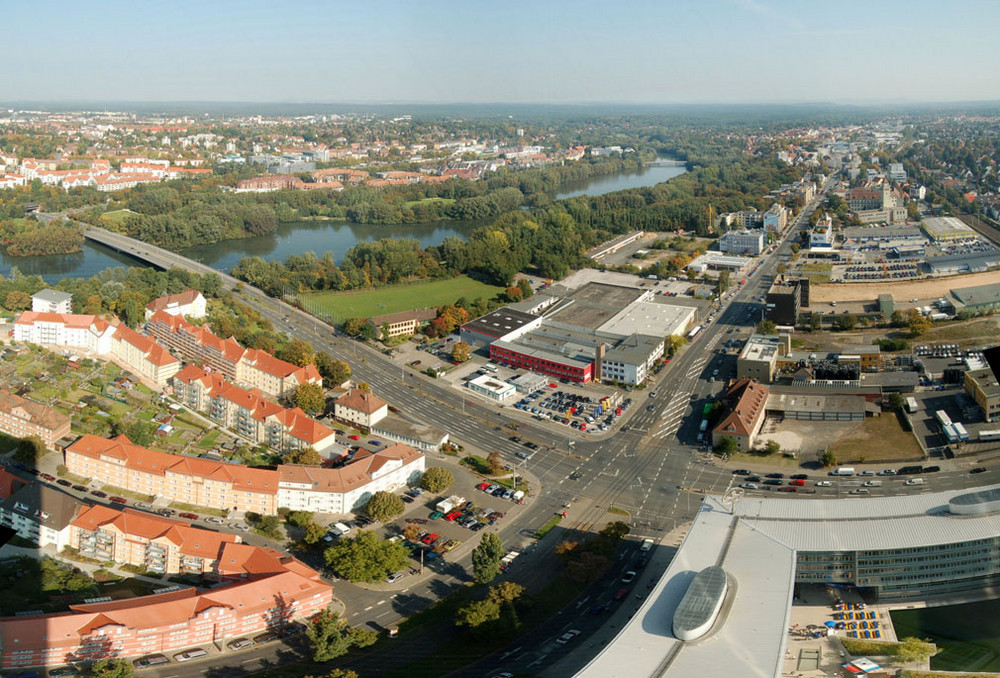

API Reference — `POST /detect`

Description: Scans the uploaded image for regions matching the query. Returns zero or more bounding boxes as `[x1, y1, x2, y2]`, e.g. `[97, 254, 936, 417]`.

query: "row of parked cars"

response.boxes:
[131, 624, 304, 669]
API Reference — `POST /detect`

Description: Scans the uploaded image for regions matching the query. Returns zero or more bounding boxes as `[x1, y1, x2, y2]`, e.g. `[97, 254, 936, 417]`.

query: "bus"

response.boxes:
[935, 410, 952, 429]
[687, 325, 702, 339]
[979, 430, 1000, 442]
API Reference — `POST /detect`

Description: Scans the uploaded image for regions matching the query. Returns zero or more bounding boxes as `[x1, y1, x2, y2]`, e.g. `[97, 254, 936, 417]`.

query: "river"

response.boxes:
[4, 157, 686, 282]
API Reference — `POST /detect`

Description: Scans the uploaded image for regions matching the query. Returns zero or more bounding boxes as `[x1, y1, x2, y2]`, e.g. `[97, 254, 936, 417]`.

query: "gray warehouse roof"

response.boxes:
[462, 308, 538, 340]
[951, 282, 1000, 307]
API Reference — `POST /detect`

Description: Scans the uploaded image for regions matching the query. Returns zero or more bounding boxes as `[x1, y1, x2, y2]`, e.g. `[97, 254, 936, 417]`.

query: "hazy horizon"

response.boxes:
[3, 0, 998, 105]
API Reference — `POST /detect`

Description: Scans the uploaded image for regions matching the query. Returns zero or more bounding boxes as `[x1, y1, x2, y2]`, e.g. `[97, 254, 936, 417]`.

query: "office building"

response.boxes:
[765, 279, 808, 326]
[719, 230, 765, 255]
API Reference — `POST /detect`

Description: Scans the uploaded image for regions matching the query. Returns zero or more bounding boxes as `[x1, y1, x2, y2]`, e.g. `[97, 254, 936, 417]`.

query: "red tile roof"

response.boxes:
[15, 311, 111, 334]
[335, 388, 388, 415]
[113, 324, 180, 367]
[145, 288, 203, 314]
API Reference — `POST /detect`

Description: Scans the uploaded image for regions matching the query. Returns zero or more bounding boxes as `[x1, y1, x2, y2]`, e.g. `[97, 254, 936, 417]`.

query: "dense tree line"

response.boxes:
[0, 219, 85, 256]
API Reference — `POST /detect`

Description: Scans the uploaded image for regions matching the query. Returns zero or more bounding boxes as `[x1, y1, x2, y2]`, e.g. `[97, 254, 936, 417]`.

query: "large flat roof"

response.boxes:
[462, 308, 538, 340]
[576, 485, 1000, 678]
[922, 216, 975, 237]
[951, 282, 1000, 306]
[739, 333, 781, 362]
[598, 301, 695, 338]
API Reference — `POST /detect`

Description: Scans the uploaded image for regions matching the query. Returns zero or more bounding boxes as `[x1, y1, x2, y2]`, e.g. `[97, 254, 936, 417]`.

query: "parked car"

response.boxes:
[133, 654, 169, 668]
[621, 570, 637, 584]
[71, 484, 87, 492]
[56, 478, 72, 487]
[40, 473, 55, 481]
[613, 588, 629, 601]
[178, 512, 199, 520]
[205, 517, 224, 524]
[109, 496, 127, 505]
[971, 467, 988, 474]
[739, 483, 758, 490]
[429, 511, 444, 520]
[421, 533, 439, 545]
[732, 469, 751, 476]
[253, 632, 279, 644]
[174, 649, 208, 662]
[386, 572, 405, 584]
[227, 638, 254, 651]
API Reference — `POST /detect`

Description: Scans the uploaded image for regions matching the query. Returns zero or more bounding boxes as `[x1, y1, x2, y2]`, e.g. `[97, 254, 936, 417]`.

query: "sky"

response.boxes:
[3, 0, 999, 105]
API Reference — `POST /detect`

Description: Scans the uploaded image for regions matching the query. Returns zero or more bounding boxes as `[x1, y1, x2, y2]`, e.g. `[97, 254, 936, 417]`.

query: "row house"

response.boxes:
[277, 442, 425, 514]
[146, 311, 321, 397]
[0, 174, 26, 190]
[110, 325, 182, 385]
[171, 366, 337, 454]
[70, 505, 239, 576]
[0, 389, 71, 447]
[0, 551, 331, 669]
[95, 172, 161, 192]
[65, 434, 280, 515]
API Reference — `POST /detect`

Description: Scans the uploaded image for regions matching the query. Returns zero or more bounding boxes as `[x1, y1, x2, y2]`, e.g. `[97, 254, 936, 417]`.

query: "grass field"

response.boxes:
[101, 209, 137, 225]
[892, 600, 1000, 672]
[404, 197, 456, 208]
[828, 413, 924, 462]
[301, 276, 504, 321]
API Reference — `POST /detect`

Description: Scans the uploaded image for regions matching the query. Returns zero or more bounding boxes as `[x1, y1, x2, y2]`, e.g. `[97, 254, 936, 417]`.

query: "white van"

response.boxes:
[831, 467, 856, 476]
[905, 477, 925, 485]
[329, 522, 351, 537]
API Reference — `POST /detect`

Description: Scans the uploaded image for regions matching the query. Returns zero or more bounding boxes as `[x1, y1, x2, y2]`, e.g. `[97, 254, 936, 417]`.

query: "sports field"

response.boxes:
[892, 599, 1000, 672]
[300, 275, 504, 320]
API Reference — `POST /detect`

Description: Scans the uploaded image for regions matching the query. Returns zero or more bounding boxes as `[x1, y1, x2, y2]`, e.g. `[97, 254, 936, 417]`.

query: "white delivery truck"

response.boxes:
[831, 467, 856, 476]
[436, 495, 466, 513]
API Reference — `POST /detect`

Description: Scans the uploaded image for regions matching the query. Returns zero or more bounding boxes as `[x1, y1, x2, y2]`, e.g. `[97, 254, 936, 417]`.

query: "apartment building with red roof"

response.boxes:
[144, 288, 206, 321]
[146, 311, 321, 397]
[14, 311, 115, 354]
[710, 378, 770, 452]
[110, 324, 182, 385]
[1, 509, 331, 669]
[70, 505, 239, 576]
[171, 366, 337, 454]
[0, 389, 71, 447]
[334, 388, 389, 429]
[277, 442, 425, 514]
[65, 434, 280, 515]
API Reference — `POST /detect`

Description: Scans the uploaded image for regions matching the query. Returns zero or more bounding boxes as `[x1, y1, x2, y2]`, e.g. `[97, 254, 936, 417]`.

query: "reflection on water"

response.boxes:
[179, 219, 487, 271]
[555, 159, 688, 201]
[0, 241, 137, 282]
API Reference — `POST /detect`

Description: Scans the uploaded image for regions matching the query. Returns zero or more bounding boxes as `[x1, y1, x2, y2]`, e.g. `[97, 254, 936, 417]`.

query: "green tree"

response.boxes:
[305, 609, 378, 662]
[278, 338, 316, 367]
[324, 530, 409, 582]
[756, 320, 777, 334]
[116, 420, 156, 448]
[287, 510, 314, 528]
[304, 671, 360, 678]
[665, 335, 687, 357]
[452, 341, 471, 363]
[303, 521, 327, 545]
[343, 317, 368, 337]
[286, 446, 322, 466]
[714, 436, 737, 456]
[717, 270, 730, 294]
[5, 290, 31, 312]
[255, 515, 282, 540]
[364, 490, 405, 522]
[420, 466, 454, 493]
[835, 314, 856, 331]
[315, 352, 351, 384]
[88, 657, 134, 678]
[292, 382, 326, 414]
[907, 308, 931, 337]
[472, 532, 505, 584]
[486, 450, 504, 475]
[764, 440, 781, 455]
[455, 598, 501, 629]
[818, 449, 837, 467]
[888, 392, 906, 413]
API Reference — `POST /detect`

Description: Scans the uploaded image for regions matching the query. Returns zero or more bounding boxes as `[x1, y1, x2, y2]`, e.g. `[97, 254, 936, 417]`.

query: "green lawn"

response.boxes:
[101, 209, 137, 225]
[301, 276, 504, 321]
[892, 601, 1000, 672]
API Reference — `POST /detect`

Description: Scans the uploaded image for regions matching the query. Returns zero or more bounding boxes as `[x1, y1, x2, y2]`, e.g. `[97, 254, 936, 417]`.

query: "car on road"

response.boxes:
[858, 470, 875, 476]
[789, 479, 805, 486]
[762, 479, 782, 486]
[816, 481, 832, 487]
[174, 649, 208, 662]
[613, 587, 629, 601]
[746, 475, 761, 482]
[232, 523, 250, 531]
[733, 469, 751, 476]
[877, 469, 897, 476]
[556, 629, 582, 645]
[739, 483, 758, 490]
[178, 512, 199, 520]
[971, 467, 988, 474]
[621, 570, 637, 583]
[133, 654, 169, 668]
[227, 638, 254, 651]
[850, 488, 870, 495]
[649, 391, 658, 398]
[589, 602, 609, 615]
[386, 572, 405, 584]
[778, 486, 797, 493]
[646, 405, 656, 412]
[765, 473, 784, 479]
[790, 474, 808, 480]
[525, 441, 539, 450]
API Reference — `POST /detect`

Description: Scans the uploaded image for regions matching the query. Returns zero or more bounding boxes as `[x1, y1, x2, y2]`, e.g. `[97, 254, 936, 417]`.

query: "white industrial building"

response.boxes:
[719, 229, 764, 255]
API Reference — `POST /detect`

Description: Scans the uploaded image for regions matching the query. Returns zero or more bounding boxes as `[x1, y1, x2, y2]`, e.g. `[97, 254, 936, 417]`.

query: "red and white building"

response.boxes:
[14, 312, 116, 354]
[144, 288, 207, 321]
